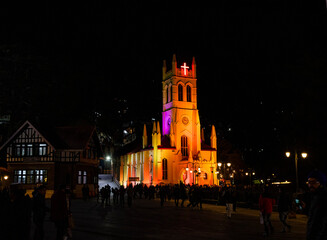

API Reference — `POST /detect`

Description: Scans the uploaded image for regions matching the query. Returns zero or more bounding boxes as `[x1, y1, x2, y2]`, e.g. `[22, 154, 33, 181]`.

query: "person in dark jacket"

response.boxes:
[306, 170, 327, 240]
[33, 185, 48, 240]
[278, 187, 292, 232]
[51, 185, 68, 240]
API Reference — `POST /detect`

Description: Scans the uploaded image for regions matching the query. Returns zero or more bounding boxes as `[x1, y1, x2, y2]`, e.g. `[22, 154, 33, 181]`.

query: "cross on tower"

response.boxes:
[181, 62, 189, 76]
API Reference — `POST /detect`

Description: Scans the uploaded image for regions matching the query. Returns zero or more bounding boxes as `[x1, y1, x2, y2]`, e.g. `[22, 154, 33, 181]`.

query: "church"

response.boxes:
[119, 55, 218, 186]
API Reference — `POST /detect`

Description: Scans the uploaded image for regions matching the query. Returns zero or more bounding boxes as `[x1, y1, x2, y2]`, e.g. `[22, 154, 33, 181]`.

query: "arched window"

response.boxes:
[166, 86, 169, 103]
[162, 158, 168, 180]
[181, 136, 188, 157]
[187, 85, 192, 102]
[170, 84, 173, 102]
[178, 84, 183, 101]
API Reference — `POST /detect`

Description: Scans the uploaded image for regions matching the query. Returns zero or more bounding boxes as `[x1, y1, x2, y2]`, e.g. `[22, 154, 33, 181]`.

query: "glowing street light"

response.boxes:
[285, 151, 308, 192]
[218, 162, 222, 167]
[227, 163, 231, 167]
[106, 156, 111, 161]
[4, 175, 8, 180]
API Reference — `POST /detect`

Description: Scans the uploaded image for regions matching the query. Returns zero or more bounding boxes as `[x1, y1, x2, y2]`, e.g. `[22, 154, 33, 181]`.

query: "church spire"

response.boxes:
[172, 54, 177, 75]
[201, 128, 205, 143]
[162, 60, 167, 80]
[142, 124, 148, 149]
[210, 125, 217, 149]
[192, 56, 196, 78]
[156, 121, 161, 146]
[152, 121, 157, 147]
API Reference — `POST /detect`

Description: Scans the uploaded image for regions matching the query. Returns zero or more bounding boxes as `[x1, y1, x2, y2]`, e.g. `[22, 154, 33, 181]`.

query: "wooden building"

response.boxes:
[0, 120, 102, 198]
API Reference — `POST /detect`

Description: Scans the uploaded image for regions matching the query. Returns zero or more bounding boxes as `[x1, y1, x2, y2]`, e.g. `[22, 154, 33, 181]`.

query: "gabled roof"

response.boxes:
[0, 120, 55, 151]
[0, 120, 97, 151]
[53, 125, 95, 150]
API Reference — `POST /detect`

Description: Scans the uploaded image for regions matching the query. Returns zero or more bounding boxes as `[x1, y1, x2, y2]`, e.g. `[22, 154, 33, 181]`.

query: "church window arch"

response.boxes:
[166, 85, 169, 103]
[169, 84, 173, 102]
[181, 136, 188, 157]
[162, 158, 168, 180]
[178, 84, 183, 101]
[187, 85, 192, 102]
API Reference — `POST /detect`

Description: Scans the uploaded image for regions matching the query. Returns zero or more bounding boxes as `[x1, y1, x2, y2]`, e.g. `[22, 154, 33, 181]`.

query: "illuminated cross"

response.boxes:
[181, 62, 189, 76]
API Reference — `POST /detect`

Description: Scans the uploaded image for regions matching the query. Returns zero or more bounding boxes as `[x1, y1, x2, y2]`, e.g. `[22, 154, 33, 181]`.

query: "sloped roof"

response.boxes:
[0, 120, 97, 151]
[54, 125, 95, 150]
[201, 142, 216, 151]
[158, 135, 175, 149]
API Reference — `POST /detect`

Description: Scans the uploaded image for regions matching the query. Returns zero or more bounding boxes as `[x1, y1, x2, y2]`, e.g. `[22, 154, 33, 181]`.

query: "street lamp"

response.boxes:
[285, 151, 308, 193]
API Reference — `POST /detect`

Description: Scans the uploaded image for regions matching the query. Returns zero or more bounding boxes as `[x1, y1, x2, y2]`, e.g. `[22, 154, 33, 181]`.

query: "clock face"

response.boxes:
[182, 117, 189, 125]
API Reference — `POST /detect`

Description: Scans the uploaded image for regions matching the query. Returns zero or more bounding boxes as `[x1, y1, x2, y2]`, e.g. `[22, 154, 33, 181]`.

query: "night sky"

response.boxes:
[1, 1, 327, 178]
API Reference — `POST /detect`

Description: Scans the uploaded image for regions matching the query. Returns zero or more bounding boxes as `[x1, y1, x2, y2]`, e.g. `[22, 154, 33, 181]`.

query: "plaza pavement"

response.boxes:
[42, 197, 307, 240]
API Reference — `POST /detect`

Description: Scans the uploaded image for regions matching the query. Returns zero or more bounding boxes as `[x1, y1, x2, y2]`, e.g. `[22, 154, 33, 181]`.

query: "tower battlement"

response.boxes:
[162, 54, 197, 81]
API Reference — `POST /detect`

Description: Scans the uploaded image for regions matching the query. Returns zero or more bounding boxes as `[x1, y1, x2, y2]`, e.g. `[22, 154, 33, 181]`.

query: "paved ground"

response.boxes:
[42, 197, 307, 240]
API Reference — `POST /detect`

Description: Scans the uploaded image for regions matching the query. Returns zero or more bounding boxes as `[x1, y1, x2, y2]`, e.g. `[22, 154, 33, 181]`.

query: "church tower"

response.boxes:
[162, 54, 201, 159]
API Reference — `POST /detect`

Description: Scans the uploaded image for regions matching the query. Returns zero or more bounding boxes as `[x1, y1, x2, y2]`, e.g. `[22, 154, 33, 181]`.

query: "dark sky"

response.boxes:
[1, 1, 327, 176]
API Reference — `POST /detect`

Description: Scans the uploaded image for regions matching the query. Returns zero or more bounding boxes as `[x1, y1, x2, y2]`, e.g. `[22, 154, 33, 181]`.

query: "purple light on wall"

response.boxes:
[162, 111, 171, 135]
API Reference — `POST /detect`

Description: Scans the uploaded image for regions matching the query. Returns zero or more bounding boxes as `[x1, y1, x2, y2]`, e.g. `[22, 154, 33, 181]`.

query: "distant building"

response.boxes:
[0, 120, 102, 198]
[119, 55, 218, 186]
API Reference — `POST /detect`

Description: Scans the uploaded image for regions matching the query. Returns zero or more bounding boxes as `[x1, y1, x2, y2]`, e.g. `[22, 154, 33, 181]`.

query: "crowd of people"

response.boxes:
[0, 169, 326, 239]
[0, 184, 73, 240]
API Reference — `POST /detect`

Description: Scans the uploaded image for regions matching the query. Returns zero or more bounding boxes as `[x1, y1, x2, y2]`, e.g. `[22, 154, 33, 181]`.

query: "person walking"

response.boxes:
[51, 185, 69, 240]
[223, 187, 233, 219]
[33, 185, 48, 240]
[180, 182, 187, 207]
[159, 186, 166, 207]
[259, 187, 275, 237]
[306, 170, 327, 240]
[278, 187, 292, 233]
[127, 184, 133, 208]
[173, 184, 180, 207]
[119, 185, 125, 208]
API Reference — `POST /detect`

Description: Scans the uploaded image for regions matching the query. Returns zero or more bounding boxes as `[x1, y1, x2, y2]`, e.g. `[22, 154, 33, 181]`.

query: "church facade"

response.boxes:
[119, 55, 218, 186]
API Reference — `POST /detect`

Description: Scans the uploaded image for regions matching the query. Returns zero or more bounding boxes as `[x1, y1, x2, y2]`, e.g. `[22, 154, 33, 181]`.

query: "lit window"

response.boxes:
[187, 85, 192, 102]
[83, 171, 87, 184]
[15, 145, 21, 156]
[26, 144, 33, 156]
[178, 84, 183, 101]
[26, 170, 34, 184]
[78, 171, 87, 184]
[39, 144, 47, 156]
[78, 171, 82, 184]
[162, 158, 168, 180]
[21, 145, 25, 156]
[181, 136, 188, 157]
[13, 169, 47, 184]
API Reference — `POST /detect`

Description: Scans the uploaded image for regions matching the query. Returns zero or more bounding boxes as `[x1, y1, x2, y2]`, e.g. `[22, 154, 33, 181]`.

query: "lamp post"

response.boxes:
[106, 156, 111, 174]
[186, 162, 198, 185]
[217, 162, 232, 186]
[285, 151, 308, 193]
[245, 169, 255, 187]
